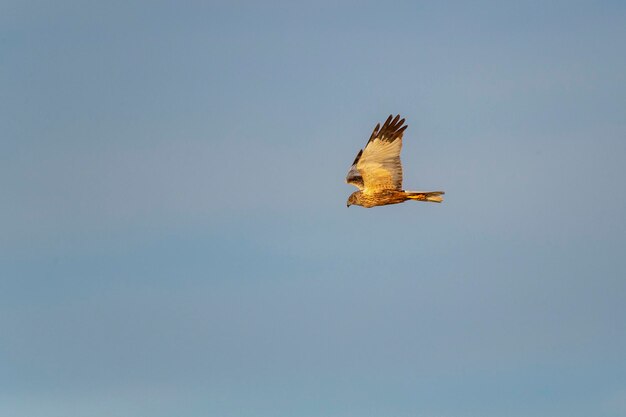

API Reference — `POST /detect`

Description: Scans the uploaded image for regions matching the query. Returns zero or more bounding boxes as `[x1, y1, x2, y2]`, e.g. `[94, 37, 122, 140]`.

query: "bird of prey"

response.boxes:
[346, 114, 444, 208]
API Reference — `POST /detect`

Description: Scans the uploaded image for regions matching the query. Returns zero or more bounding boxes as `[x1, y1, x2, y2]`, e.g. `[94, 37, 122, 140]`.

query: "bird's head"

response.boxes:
[346, 192, 359, 207]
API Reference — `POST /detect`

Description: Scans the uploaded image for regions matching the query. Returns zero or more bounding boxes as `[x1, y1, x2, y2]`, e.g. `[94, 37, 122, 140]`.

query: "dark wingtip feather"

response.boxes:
[368, 114, 408, 143]
[351, 149, 363, 165]
[382, 115, 393, 129]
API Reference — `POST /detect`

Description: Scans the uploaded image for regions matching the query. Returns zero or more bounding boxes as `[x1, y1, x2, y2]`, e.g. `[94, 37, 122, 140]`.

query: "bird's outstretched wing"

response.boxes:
[346, 149, 365, 190]
[346, 114, 406, 192]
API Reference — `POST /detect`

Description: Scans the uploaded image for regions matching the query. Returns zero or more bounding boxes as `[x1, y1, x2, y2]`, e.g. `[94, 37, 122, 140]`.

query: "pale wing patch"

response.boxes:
[357, 137, 403, 192]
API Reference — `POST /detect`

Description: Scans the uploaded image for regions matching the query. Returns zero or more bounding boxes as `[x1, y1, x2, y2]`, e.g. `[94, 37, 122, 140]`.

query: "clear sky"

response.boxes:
[2, 1, 625, 416]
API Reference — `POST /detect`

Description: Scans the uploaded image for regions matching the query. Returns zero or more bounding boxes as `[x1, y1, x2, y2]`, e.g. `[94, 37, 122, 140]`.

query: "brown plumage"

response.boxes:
[346, 114, 444, 208]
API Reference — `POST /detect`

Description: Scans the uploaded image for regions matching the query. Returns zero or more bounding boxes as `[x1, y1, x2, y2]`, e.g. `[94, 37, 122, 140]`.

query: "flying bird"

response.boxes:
[346, 114, 444, 208]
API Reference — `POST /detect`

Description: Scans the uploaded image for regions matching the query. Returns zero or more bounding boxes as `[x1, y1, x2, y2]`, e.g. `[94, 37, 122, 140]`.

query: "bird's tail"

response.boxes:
[405, 191, 445, 203]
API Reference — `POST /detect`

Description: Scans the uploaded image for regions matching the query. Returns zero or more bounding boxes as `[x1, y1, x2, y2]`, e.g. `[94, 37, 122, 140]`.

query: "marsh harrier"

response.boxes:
[346, 114, 444, 208]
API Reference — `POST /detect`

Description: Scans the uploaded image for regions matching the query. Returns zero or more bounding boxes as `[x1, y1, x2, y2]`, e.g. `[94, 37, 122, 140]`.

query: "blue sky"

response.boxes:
[1, 1, 625, 416]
